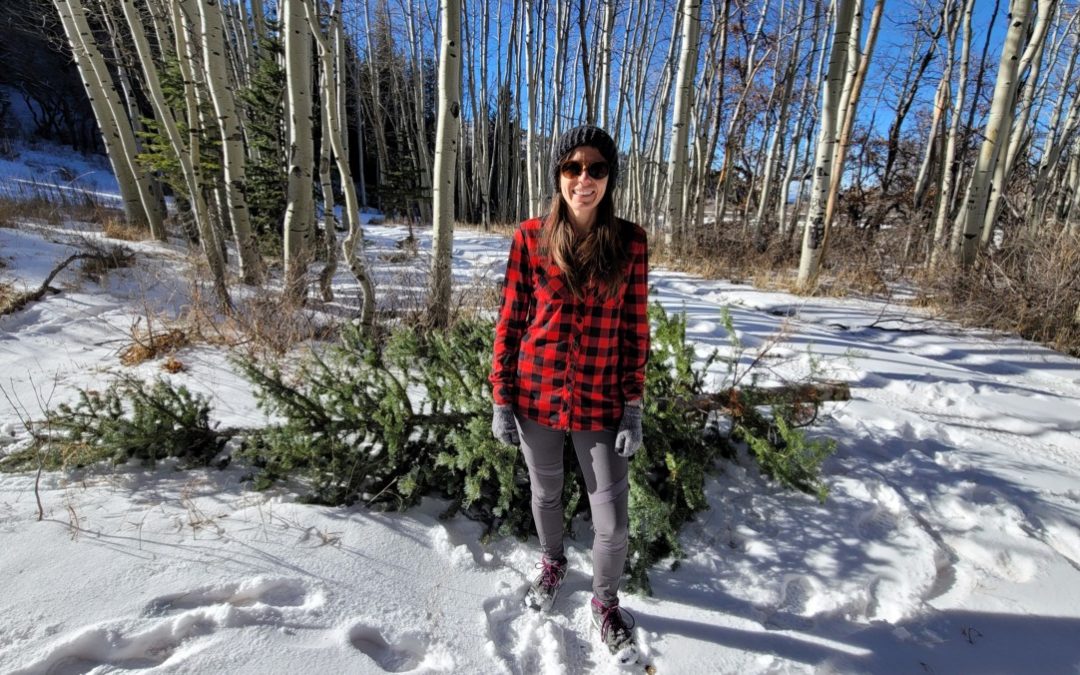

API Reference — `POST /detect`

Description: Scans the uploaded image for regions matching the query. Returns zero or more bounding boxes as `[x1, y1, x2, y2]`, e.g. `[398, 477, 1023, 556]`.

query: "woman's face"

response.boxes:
[559, 145, 608, 228]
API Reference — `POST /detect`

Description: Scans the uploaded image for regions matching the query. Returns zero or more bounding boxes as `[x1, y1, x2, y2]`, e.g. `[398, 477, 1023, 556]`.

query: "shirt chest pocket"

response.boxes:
[598, 280, 627, 311]
[534, 264, 570, 305]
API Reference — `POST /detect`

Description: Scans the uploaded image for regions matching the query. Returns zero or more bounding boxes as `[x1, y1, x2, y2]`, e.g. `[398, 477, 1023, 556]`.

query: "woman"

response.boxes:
[490, 125, 649, 660]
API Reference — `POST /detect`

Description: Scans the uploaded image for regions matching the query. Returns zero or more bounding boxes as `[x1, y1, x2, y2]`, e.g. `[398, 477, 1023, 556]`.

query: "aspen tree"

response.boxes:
[54, 0, 161, 234]
[757, 0, 807, 232]
[596, 0, 616, 129]
[666, 0, 702, 247]
[822, 0, 882, 246]
[1033, 37, 1080, 224]
[931, 0, 976, 261]
[429, 0, 462, 326]
[198, 0, 263, 285]
[304, 0, 376, 330]
[982, 0, 1059, 245]
[283, 0, 316, 301]
[779, 0, 829, 238]
[913, 1, 958, 212]
[952, 0, 1032, 265]
[796, 0, 857, 288]
[117, 0, 230, 306]
[715, 0, 771, 230]
[98, 0, 169, 231]
[318, 68, 338, 303]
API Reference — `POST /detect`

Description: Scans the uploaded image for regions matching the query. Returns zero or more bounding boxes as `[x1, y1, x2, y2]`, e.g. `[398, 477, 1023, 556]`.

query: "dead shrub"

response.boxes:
[78, 243, 135, 281]
[919, 228, 1080, 356]
[119, 322, 192, 366]
[162, 356, 186, 373]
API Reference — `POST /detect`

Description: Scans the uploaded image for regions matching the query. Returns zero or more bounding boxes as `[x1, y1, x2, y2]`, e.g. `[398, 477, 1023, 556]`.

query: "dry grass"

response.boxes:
[119, 325, 192, 366]
[102, 216, 152, 241]
[0, 192, 126, 229]
[917, 228, 1080, 356]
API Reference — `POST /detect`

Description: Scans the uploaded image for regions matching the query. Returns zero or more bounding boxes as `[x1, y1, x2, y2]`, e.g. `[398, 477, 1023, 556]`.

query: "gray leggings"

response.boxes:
[515, 413, 629, 605]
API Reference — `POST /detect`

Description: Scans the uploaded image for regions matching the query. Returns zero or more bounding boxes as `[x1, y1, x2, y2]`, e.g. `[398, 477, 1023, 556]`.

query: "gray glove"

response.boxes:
[614, 402, 643, 458]
[492, 404, 519, 446]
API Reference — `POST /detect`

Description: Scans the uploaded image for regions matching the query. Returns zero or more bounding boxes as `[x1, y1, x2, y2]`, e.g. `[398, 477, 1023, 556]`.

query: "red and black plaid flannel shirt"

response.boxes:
[491, 217, 649, 431]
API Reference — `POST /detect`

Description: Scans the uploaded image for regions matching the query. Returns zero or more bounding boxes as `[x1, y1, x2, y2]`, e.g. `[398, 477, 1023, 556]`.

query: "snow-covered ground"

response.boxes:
[3, 166, 1080, 673]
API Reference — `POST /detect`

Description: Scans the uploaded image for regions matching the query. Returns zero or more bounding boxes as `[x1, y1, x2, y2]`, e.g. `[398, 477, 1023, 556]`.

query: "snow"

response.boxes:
[4, 147, 1080, 673]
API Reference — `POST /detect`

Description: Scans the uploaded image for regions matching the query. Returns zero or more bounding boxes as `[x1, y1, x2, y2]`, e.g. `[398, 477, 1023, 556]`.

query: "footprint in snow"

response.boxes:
[143, 577, 316, 616]
[482, 586, 574, 674]
[8, 618, 216, 675]
[11, 578, 325, 674]
[348, 622, 429, 673]
[763, 575, 817, 631]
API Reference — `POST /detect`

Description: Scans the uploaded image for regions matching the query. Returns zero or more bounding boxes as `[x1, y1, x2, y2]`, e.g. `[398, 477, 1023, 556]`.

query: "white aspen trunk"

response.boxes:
[283, 0, 315, 301]
[478, 0, 492, 225]
[525, 0, 541, 215]
[334, 0, 349, 166]
[251, 0, 266, 47]
[757, 0, 807, 231]
[1032, 19, 1080, 222]
[780, 0, 829, 238]
[99, 0, 168, 234]
[118, 0, 229, 305]
[430, 0, 462, 326]
[823, 0, 883, 237]
[796, 0, 857, 288]
[596, 0, 616, 129]
[406, 0, 433, 224]
[305, 0, 376, 329]
[931, 0, 976, 261]
[914, 0, 959, 213]
[318, 70, 338, 303]
[144, 0, 173, 59]
[351, 56, 368, 207]
[362, 1, 390, 198]
[716, 0, 771, 228]
[665, 0, 702, 247]
[55, 0, 159, 233]
[982, 0, 1058, 244]
[952, 0, 1032, 265]
[198, 0, 263, 285]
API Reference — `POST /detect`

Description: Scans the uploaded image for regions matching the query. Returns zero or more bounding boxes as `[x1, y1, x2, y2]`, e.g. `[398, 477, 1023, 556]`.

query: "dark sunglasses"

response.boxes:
[559, 160, 610, 180]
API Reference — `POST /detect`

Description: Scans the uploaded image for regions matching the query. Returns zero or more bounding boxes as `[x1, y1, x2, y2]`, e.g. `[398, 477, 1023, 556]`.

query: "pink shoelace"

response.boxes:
[536, 556, 566, 590]
[591, 597, 636, 641]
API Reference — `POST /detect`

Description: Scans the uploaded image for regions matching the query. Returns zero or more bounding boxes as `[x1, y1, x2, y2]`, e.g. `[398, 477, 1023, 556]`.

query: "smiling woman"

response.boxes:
[489, 124, 649, 663]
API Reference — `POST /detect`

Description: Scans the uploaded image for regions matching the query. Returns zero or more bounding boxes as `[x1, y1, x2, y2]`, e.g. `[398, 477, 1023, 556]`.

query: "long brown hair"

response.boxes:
[540, 187, 630, 299]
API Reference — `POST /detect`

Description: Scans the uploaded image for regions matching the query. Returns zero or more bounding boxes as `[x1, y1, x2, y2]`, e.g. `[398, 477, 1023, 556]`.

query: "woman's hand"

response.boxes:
[614, 401, 643, 458]
[492, 404, 520, 446]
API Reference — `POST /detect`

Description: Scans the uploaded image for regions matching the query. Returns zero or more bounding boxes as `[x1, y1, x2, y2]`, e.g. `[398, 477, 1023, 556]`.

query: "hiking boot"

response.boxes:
[590, 596, 638, 662]
[524, 555, 568, 612]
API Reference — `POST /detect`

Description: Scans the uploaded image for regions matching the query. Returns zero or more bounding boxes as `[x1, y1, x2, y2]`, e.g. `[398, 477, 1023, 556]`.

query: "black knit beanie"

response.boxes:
[550, 125, 619, 194]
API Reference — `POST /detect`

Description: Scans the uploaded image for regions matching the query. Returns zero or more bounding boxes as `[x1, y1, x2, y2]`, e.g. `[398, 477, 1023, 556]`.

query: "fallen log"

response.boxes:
[683, 380, 851, 412]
